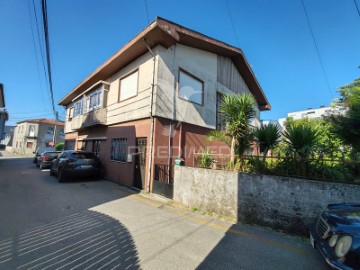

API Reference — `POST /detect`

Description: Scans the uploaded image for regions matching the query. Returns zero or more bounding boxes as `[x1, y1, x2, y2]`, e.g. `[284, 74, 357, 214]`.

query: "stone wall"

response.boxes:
[173, 166, 360, 235]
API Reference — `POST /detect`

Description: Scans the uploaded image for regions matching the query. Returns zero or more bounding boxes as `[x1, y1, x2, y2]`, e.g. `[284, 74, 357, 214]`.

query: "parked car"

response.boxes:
[50, 150, 102, 182]
[33, 147, 55, 164]
[37, 151, 61, 169]
[310, 203, 360, 270]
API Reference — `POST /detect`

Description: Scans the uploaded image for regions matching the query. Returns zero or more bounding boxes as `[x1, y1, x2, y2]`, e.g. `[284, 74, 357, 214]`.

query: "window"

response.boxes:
[111, 138, 127, 162]
[73, 99, 83, 116]
[68, 107, 74, 119]
[85, 89, 102, 112]
[59, 129, 64, 136]
[178, 69, 204, 105]
[47, 127, 54, 134]
[119, 71, 138, 101]
[216, 92, 226, 131]
[28, 125, 35, 137]
[26, 142, 33, 148]
[92, 140, 101, 157]
[65, 140, 75, 150]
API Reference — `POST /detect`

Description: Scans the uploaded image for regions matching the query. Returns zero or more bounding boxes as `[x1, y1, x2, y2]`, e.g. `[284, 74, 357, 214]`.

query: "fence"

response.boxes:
[193, 151, 360, 183]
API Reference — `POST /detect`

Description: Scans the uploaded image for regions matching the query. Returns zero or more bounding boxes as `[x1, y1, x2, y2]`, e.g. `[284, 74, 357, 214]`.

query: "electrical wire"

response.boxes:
[226, 0, 240, 47]
[301, 0, 334, 98]
[27, 0, 48, 112]
[144, 0, 150, 24]
[354, 0, 360, 16]
[41, 0, 57, 119]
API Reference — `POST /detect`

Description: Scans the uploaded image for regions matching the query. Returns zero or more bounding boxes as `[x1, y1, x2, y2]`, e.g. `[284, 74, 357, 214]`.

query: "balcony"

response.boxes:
[71, 108, 107, 130]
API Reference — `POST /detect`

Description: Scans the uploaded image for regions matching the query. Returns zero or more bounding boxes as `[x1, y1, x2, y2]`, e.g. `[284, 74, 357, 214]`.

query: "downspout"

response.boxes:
[144, 38, 156, 193]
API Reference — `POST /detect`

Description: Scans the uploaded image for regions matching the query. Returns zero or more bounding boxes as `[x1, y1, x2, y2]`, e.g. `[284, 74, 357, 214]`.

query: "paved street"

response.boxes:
[0, 154, 327, 269]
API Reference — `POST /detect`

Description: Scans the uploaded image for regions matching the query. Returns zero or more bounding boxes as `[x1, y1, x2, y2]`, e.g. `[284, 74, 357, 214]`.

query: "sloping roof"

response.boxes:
[59, 17, 270, 110]
[16, 118, 64, 126]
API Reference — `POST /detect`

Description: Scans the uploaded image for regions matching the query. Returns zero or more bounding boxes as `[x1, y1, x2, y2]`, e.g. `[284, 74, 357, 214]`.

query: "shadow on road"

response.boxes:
[0, 210, 140, 269]
[195, 223, 329, 270]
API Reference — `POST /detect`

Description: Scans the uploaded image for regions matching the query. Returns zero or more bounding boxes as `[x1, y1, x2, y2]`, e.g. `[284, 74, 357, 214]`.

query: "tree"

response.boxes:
[283, 124, 319, 159]
[55, 142, 64, 151]
[207, 93, 256, 165]
[254, 123, 281, 159]
[329, 78, 360, 157]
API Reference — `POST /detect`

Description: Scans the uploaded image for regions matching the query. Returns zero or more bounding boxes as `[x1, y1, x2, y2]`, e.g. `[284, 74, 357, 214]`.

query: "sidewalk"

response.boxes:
[0, 150, 32, 159]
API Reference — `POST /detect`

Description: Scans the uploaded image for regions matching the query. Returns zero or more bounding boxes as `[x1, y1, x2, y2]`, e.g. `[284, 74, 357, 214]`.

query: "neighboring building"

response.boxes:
[12, 119, 65, 155]
[0, 84, 9, 141]
[278, 105, 346, 130]
[0, 126, 15, 148]
[59, 17, 270, 193]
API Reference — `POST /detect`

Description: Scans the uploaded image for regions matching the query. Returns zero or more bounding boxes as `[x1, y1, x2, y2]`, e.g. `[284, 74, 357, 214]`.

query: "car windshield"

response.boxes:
[71, 152, 96, 159]
[44, 152, 60, 157]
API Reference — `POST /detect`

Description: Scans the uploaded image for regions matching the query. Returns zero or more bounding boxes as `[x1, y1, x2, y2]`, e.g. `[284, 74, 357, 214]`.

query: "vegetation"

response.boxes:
[54, 142, 64, 151]
[207, 93, 256, 166]
[253, 123, 281, 159]
[329, 78, 360, 158]
[198, 148, 213, 169]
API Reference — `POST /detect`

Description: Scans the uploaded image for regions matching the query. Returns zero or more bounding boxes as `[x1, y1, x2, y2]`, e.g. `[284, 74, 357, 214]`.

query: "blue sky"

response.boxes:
[1, 0, 359, 126]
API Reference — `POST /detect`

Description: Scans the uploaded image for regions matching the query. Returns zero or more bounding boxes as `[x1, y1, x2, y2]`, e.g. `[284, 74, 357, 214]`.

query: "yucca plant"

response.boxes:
[283, 124, 319, 159]
[207, 93, 256, 166]
[254, 124, 282, 159]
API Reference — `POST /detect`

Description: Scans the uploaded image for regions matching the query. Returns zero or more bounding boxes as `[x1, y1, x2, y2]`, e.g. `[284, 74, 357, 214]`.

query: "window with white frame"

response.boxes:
[178, 69, 204, 105]
[119, 71, 138, 101]
[73, 99, 83, 116]
[85, 88, 102, 112]
[68, 107, 74, 119]
[28, 125, 35, 137]
[110, 138, 127, 162]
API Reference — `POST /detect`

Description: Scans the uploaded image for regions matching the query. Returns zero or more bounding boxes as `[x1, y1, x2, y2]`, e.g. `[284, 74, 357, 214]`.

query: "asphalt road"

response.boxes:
[0, 154, 328, 270]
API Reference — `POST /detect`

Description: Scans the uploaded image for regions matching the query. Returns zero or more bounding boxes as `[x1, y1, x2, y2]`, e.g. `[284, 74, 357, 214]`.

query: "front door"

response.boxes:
[134, 138, 147, 189]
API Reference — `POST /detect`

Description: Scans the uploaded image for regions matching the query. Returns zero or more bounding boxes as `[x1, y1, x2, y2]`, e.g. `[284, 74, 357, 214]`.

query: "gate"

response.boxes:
[153, 164, 174, 199]
[134, 138, 147, 189]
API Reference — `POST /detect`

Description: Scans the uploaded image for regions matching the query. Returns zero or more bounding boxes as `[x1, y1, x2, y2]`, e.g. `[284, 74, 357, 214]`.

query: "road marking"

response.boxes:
[128, 193, 311, 258]
[41, 169, 50, 172]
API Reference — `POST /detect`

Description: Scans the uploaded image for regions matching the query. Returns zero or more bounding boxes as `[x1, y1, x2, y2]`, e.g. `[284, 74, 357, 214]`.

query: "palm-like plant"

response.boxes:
[207, 93, 256, 165]
[283, 124, 319, 159]
[254, 124, 282, 159]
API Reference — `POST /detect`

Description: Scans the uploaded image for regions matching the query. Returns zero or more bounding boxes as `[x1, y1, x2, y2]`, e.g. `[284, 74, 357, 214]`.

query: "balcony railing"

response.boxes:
[71, 108, 106, 130]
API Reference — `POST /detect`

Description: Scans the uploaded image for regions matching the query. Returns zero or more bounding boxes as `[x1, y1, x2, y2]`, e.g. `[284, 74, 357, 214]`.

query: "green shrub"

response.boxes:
[198, 149, 213, 169]
[55, 142, 64, 151]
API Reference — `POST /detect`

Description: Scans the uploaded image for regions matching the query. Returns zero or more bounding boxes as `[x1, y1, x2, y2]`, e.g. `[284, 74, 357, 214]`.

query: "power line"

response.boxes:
[41, 0, 57, 119]
[144, 0, 150, 24]
[301, 0, 334, 98]
[27, 0, 48, 112]
[226, 0, 240, 47]
[354, 0, 360, 16]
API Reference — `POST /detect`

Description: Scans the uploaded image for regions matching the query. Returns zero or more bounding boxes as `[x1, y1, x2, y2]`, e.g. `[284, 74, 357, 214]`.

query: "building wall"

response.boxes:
[13, 122, 64, 155]
[156, 44, 218, 128]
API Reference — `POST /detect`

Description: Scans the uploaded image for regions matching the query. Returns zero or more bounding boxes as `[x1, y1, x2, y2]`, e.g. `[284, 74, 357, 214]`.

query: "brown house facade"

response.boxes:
[59, 17, 270, 195]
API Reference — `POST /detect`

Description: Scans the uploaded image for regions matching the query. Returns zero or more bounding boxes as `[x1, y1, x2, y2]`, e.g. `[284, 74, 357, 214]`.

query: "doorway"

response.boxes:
[134, 137, 147, 189]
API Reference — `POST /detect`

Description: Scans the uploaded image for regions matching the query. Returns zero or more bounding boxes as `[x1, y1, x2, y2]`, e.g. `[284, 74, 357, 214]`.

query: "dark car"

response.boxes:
[50, 150, 102, 182]
[33, 147, 55, 164]
[310, 203, 360, 270]
[37, 151, 61, 169]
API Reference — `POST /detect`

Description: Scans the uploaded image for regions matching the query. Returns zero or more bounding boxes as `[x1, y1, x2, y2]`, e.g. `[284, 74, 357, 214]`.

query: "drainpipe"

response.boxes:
[144, 38, 156, 193]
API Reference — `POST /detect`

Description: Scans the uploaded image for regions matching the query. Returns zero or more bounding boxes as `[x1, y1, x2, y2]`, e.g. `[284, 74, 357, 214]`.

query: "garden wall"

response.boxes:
[173, 166, 360, 235]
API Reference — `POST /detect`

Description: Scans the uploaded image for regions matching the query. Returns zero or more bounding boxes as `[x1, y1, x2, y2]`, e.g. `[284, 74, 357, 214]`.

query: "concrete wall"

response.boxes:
[173, 166, 238, 221]
[174, 167, 360, 235]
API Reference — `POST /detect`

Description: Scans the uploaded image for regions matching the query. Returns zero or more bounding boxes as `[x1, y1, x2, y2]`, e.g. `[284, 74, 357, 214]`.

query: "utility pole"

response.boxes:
[52, 111, 58, 146]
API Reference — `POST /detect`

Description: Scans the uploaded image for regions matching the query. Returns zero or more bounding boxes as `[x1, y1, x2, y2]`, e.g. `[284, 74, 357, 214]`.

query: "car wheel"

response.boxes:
[50, 165, 55, 176]
[58, 168, 66, 183]
[36, 160, 40, 167]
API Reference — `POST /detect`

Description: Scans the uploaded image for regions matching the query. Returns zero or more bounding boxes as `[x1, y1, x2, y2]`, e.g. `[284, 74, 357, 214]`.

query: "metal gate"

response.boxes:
[134, 138, 147, 189]
[153, 164, 174, 199]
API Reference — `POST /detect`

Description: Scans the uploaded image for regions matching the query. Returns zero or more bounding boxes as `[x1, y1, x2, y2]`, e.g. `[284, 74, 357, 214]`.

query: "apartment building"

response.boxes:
[59, 17, 270, 195]
[12, 119, 64, 155]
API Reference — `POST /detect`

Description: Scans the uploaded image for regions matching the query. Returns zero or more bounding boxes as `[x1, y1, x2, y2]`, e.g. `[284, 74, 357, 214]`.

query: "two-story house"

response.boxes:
[12, 119, 65, 155]
[59, 17, 270, 195]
